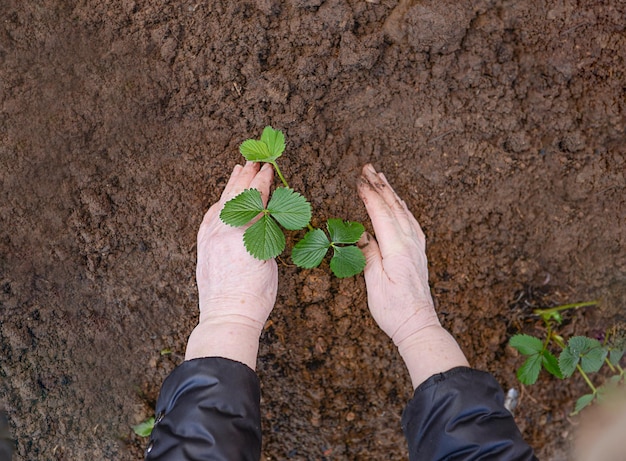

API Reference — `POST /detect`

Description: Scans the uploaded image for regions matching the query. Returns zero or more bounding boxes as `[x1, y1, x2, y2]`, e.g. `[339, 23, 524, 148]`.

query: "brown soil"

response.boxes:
[1, 0, 625, 459]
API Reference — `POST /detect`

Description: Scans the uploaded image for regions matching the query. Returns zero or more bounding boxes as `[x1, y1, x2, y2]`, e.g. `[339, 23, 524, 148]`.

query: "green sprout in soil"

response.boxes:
[132, 417, 154, 438]
[509, 300, 625, 414]
[220, 126, 366, 278]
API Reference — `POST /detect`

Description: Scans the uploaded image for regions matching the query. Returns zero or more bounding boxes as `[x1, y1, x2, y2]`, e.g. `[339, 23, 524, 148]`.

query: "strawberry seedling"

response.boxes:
[220, 126, 365, 278]
[509, 300, 625, 414]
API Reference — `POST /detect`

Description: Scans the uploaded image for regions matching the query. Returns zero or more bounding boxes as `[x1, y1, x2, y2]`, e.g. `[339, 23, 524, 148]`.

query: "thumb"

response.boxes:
[358, 231, 382, 276]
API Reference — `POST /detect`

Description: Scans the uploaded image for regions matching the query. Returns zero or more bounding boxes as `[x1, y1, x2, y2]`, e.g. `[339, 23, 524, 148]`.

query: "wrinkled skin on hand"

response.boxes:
[357, 164, 441, 347]
[186, 161, 277, 367]
[187, 160, 466, 378]
[195, 161, 278, 333]
[358, 164, 468, 388]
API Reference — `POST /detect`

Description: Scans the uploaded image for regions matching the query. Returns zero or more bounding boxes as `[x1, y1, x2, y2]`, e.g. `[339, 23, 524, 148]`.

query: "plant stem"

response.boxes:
[534, 300, 598, 317]
[543, 321, 553, 351]
[551, 333, 566, 349]
[605, 357, 617, 373]
[576, 364, 597, 393]
[271, 162, 290, 189]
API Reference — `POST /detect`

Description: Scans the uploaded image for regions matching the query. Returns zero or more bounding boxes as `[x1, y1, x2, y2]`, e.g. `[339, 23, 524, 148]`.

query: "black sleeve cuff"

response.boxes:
[0, 410, 13, 461]
[146, 357, 261, 461]
[401, 366, 537, 461]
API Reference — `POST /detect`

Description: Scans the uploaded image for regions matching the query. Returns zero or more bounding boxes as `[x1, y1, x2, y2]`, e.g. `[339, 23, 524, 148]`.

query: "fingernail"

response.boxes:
[261, 163, 271, 171]
[357, 176, 375, 194]
[245, 160, 254, 167]
[366, 164, 376, 173]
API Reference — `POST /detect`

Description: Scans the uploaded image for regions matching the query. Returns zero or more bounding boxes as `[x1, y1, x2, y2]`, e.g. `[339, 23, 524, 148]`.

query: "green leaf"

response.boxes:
[260, 126, 285, 159]
[564, 336, 606, 374]
[559, 336, 606, 377]
[541, 350, 563, 379]
[568, 336, 602, 355]
[240, 139, 272, 162]
[267, 187, 311, 230]
[220, 189, 264, 227]
[609, 347, 625, 366]
[330, 245, 366, 278]
[549, 312, 563, 324]
[239, 126, 285, 163]
[509, 334, 544, 356]
[327, 219, 365, 244]
[572, 393, 595, 415]
[580, 345, 607, 373]
[132, 417, 155, 438]
[291, 229, 330, 268]
[516, 353, 542, 385]
[559, 347, 580, 378]
[243, 215, 285, 260]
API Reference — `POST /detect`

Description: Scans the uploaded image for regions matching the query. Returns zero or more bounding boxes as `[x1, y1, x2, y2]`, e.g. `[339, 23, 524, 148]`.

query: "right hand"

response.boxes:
[357, 164, 468, 388]
[357, 164, 441, 347]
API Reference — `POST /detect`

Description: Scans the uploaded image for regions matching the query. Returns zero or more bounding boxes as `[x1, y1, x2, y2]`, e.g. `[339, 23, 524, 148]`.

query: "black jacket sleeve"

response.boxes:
[145, 357, 261, 461]
[402, 367, 538, 461]
[0, 410, 13, 461]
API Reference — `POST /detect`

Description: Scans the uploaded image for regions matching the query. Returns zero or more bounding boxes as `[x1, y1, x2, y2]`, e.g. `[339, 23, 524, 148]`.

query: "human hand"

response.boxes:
[357, 164, 439, 346]
[357, 164, 468, 387]
[186, 161, 277, 368]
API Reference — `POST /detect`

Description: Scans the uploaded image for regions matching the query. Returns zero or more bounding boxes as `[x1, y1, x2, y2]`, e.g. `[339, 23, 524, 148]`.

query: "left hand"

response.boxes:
[186, 161, 277, 367]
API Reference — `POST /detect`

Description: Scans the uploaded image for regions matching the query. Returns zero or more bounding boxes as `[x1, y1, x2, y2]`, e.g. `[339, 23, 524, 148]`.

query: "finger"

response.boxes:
[378, 172, 408, 214]
[358, 176, 402, 254]
[403, 201, 427, 246]
[362, 165, 409, 220]
[377, 173, 415, 232]
[248, 163, 274, 206]
[357, 231, 383, 279]
[222, 161, 260, 201]
[361, 165, 413, 236]
[221, 164, 244, 201]
[204, 164, 243, 227]
[358, 167, 414, 256]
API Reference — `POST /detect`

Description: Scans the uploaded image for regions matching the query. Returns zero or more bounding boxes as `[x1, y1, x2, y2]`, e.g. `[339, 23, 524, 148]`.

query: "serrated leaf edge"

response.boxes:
[243, 215, 285, 260]
[329, 245, 366, 278]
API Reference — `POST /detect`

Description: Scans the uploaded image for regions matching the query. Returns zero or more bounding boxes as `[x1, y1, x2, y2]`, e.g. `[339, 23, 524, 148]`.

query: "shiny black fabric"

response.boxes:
[402, 366, 537, 460]
[0, 410, 13, 461]
[146, 357, 261, 461]
[148, 360, 536, 461]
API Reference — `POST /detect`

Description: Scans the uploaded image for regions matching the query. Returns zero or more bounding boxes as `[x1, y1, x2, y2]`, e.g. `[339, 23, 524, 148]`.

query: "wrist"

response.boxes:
[396, 324, 469, 389]
[389, 303, 440, 346]
[198, 311, 266, 335]
[198, 294, 274, 330]
[185, 317, 263, 370]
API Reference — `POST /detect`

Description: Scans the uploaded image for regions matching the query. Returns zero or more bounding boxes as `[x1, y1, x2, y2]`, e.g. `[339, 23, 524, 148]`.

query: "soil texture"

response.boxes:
[1, 0, 625, 459]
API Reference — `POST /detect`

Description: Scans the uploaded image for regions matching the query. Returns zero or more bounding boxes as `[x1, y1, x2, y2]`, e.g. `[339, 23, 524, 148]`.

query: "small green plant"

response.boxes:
[509, 300, 625, 414]
[132, 417, 154, 437]
[220, 126, 366, 278]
